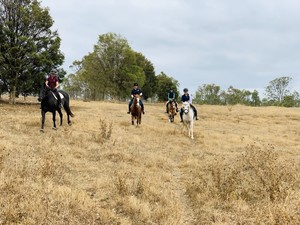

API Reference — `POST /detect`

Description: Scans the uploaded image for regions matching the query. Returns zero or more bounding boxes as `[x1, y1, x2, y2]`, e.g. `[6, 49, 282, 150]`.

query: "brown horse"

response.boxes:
[130, 94, 142, 126]
[167, 99, 177, 123]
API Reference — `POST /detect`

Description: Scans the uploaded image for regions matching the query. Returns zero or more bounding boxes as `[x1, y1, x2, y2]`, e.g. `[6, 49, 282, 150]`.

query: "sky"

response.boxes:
[41, 0, 300, 97]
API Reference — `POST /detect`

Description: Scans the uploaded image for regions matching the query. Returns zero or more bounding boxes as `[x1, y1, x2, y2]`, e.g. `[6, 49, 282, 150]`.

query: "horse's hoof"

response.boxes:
[52, 127, 57, 130]
[40, 129, 44, 133]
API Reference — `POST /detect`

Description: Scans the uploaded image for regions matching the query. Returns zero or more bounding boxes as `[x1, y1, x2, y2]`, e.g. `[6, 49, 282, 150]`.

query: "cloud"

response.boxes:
[41, 0, 300, 95]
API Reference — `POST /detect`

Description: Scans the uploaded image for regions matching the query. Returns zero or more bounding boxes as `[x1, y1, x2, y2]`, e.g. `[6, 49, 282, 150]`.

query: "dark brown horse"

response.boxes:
[130, 94, 142, 126]
[167, 99, 177, 123]
[39, 88, 74, 132]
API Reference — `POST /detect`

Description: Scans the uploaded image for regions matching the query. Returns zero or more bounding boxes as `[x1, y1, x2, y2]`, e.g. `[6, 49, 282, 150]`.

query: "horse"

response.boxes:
[182, 102, 195, 139]
[167, 99, 177, 123]
[130, 94, 142, 126]
[39, 88, 74, 132]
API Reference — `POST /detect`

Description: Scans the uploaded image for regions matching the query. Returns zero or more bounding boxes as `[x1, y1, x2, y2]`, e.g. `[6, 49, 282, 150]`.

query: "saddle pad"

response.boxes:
[59, 92, 64, 99]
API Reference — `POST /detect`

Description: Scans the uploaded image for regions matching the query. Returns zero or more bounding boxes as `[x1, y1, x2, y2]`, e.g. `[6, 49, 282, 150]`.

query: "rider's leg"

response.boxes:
[190, 104, 198, 120]
[54, 89, 62, 108]
[140, 100, 145, 114]
[180, 108, 183, 122]
[128, 99, 133, 113]
[166, 101, 169, 113]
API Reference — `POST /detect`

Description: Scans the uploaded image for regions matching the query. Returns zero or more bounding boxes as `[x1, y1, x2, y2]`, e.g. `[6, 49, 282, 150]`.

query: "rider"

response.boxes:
[45, 69, 62, 108]
[180, 88, 198, 122]
[127, 83, 145, 114]
[165, 88, 179, 113]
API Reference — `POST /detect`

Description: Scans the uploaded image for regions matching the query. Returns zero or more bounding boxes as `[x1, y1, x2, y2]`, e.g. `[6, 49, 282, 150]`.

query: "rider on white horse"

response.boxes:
[180, 88, 198, 122]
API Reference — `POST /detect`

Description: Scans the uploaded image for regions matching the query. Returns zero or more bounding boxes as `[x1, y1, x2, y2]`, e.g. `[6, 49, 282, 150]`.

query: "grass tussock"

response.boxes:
[186, 143, 300, 224]
[0, 97, 300, 224]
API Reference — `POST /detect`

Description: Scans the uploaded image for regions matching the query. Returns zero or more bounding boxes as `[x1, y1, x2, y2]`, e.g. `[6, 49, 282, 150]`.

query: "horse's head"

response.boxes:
[133, 94, 140, 106]
[182, 102, 190, 114]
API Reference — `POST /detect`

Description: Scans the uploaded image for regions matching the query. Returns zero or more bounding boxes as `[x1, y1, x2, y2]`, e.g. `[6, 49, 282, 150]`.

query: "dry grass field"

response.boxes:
[0, 96, 300, 224]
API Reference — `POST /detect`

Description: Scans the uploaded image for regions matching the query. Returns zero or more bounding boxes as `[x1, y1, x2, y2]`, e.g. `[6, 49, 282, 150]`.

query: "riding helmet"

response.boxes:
[50, 69, 57, 74]
[183, 88, 188, 92]
[134, 83, 138, 86]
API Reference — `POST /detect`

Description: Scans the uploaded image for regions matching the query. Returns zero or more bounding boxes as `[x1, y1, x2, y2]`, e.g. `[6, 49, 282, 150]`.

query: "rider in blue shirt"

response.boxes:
[180, 88, 198, 122]
[127, 83, 145, 114]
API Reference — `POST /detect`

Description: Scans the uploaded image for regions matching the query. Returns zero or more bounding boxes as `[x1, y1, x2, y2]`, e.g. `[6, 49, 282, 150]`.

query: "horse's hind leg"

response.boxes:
[40, 111, 46, 132]
[52, 111, 57, 129]
[67, 114, 71, 125]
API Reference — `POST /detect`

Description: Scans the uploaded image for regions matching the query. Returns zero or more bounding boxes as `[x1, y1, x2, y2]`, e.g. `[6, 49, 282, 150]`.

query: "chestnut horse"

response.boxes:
[130, 94, 142, 126]
[167, 99, 177, 123]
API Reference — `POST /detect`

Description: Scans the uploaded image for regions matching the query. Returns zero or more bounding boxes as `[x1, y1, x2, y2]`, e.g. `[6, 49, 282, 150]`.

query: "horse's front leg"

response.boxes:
[58, 109, 63, 126]
[189, 123, 194, 139]
[52, 111, 57, 130]
[131, 115, 134, 125]
[40, 110, 46, 132]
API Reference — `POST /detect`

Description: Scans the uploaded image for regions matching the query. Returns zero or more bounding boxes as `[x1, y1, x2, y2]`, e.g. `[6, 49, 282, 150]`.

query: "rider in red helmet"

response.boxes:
[45, 69, 62, 108]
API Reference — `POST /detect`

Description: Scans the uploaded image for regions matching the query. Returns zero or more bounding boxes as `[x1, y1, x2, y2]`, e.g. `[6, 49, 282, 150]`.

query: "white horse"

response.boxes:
[182, 102, 195, 139]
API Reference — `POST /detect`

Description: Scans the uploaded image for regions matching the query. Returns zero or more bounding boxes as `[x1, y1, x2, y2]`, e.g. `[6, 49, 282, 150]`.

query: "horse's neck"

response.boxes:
[189, 110, 194, 120]
[169, 102, 174, 112]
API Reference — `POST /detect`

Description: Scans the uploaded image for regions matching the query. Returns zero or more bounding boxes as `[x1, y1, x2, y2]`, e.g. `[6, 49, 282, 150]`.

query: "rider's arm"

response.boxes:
[55, 80, 59, 89]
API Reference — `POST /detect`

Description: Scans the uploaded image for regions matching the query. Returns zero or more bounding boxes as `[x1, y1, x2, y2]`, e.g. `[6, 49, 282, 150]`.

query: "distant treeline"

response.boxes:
[0, 0, 298, 107]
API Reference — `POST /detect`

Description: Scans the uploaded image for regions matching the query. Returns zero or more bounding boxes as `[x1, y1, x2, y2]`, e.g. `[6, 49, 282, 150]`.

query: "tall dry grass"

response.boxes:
[0, 96, 300, 224]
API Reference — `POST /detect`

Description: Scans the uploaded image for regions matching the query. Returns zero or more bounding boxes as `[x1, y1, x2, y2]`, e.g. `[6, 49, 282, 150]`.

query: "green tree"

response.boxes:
[194, 83, 221, 105]
[224, 86, 255, 106]
[135, 52, 157, 101]
[0, 0, 64, 103]
[156, 72, 179, 101]
[250, 90, 261, 106]
[265, 76, 292, 104]
[76, 33, 146, 100]
[281, 91, 300, 107]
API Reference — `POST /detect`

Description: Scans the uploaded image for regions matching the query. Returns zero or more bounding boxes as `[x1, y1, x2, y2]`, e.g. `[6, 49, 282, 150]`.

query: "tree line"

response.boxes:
[1, 0, 299, 107]
[0, 0, 65, 104]
[193, 77, 300, 107]
[63, 32, 179, 102]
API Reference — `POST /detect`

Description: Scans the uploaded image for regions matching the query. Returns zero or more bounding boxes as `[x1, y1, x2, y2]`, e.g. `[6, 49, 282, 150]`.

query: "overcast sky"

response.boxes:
[41, 0, 300, 97]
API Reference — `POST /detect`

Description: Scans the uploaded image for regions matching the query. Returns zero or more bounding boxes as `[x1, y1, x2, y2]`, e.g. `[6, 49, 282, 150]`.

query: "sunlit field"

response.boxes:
[0, 96, 300, 224]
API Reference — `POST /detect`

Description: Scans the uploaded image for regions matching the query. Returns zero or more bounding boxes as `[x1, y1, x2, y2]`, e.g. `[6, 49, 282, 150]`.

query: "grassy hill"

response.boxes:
[0, 96, 300, 224]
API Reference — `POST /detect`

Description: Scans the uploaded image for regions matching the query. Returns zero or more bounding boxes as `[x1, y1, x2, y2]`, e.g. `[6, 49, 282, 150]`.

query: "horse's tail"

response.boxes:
[65, 105, 75, 117]
[60, 90, 75, 117]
